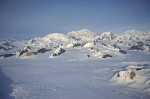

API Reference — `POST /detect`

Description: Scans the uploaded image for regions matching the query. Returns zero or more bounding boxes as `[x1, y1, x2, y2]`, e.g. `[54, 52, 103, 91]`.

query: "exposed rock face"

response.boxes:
[49, 47, 65, 58]
[117, 70, 136, 80]
[103, 44, 127, 54]
[112, 66, 142, 83]
[129, 42, 150, 52]
[119, 49, 126, 54]
[88, 47, 113, 59]
[87, 55, 90, 58]
[111, 44, 126, 54]
[37, 48, 51, 53]
[73, 43, 82, 48]
[0, 42, 15, 51]
[102, 54, 112, 58]
[112, 44, 121, 50]
[18, 46, 34, 57]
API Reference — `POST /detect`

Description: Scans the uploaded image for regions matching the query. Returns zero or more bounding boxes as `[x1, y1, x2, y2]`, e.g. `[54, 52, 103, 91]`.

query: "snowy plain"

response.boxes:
[0, 29, 150, 99]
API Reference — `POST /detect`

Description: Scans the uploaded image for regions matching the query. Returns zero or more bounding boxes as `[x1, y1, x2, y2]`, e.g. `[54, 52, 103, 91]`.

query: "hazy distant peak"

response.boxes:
[123, 29, 146, 35]
[68, 29, 95, 42]
[98, 32, 116, 40]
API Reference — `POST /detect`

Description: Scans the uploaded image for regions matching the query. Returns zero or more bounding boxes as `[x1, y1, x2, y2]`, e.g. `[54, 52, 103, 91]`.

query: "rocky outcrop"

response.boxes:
[112, 66, 143, 83]
[102, 54, 112, 58]
[49, 47, 65, 58]
[73, 43, 83, 48]
[0, 42, 15, 51]
[129, 42, 150, 52]
[18, 46, 35, 57]
[37, 48, 51, 54]
[119, 49, 126, 54]
[88, 48, 113, 59]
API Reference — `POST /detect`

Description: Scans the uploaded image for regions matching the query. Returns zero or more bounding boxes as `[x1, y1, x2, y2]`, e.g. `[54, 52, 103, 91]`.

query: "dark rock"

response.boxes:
[137, 41, 144, 45]
[119, 49, 126, 54]
[73, 43, 82, 48]
[102, 54, 112, 58]
[18, 46, 34, 57]
[0, 45, 7, 50]
[87, 55, 90, 58]
[117, 73, 120, 77]
[113, 44, 121, 49]
[3, 53, 16, 58]
[129, 45, 143, 50]
[136, 68, 142, 71]
[2, 42, 15, 48]
[37, 48, 50, 53]
[51, 48, 65, 57]
[58, 48, 65, 54]
[52, 53, 57, 56]
[130, 71, 136, 79]
[90, 47, 94, 50]
[128, 42, 145, 51]
[102, 43, 107, 46]
[19, 49, 29, 56]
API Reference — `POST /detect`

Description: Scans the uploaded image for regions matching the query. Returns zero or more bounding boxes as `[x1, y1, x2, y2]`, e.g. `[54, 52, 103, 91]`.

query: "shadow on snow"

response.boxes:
[0, 66, 14, 99]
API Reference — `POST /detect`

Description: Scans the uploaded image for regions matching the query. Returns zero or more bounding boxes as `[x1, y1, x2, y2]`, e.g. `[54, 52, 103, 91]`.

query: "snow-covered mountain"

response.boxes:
[1, 29, 150, 54]
[26, 29, 96, 48]
[98, 32, 116, 40]
[26, 33, 74, 48]
[115, 30, 150, 41]
[1, 29, 150, 56]
[27, 29, 150, 47]
[68, 29, 95, 42]
[37, 33, 73, 47]
[96, 29, 150, 42]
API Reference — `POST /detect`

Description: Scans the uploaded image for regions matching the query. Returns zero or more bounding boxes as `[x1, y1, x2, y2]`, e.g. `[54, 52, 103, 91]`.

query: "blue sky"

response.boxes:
[0, 0, 150, 39]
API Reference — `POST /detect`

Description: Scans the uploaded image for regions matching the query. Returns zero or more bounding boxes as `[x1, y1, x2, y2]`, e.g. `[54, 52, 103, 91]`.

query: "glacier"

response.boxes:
[0, 29, 150, 99]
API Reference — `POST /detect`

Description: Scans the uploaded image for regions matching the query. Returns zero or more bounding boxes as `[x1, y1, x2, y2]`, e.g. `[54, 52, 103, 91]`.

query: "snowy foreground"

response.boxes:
[0, 29, 150, 99]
